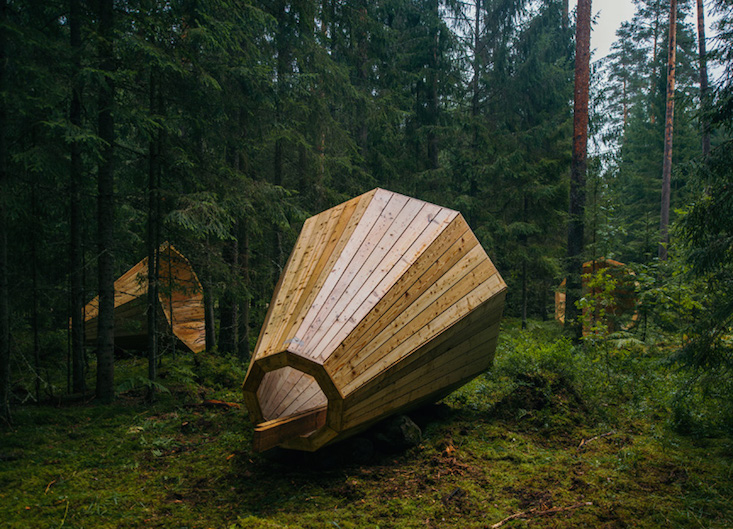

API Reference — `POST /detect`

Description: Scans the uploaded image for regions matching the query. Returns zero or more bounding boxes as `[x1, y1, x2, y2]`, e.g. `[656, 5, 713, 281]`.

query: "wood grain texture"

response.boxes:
[83, 243, 206, 353]
[242, 189, 506, 452]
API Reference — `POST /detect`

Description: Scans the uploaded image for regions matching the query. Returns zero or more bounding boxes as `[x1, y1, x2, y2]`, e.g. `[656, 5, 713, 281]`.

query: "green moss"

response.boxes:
[1, 324, 732, 527]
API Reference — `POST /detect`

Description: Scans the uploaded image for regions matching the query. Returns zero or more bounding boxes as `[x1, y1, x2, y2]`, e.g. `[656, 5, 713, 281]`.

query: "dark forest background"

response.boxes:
[0, 0, 731, 425]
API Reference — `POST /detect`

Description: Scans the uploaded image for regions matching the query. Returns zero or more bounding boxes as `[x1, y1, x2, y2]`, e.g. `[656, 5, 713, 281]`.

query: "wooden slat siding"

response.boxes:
[344, 334, 500, 428]
[84, 243, 206, 353]
[254, 217, 326, 405]
[287, 189, 393, 358]
[264, 203, 346, 358]
[243, 362, 266, 423]
[314, 208, 456, 365]
[257, 366, 294, 421]
[277, 376, 327, 418]
[293, 191, 407, 360]
[280, 424, 338, 452]
[312, 204, 452, 364]
[340, 261, 503, 396]
[323, 214, 469, 373]
[256, 213, 322, 360]
[258, 202, 356, 413]
[259, 192, 376, 406]
[342, 290, 505, 410]
[304, 198, 429, 362]
[246, 189, 375, 388]
[268, 369, 326, 420]
[273, 194, 366, 355]
[253, 405, 328, 452]
[342, 318, 502, 425]
[332, 241, 488, 390]
[263, 365, 320, 420]
[330, 342, 501, 445]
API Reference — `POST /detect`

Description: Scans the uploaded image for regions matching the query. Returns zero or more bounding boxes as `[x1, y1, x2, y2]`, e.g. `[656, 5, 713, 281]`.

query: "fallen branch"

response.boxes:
[490, 502, 593, 528]
[201, 399, 241, 409]
[578, 431, 615, 449]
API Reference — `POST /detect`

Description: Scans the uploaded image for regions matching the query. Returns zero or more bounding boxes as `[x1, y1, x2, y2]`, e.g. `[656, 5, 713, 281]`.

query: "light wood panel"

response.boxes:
[242, 189, 507, 452]
[83, 243, 206, 353]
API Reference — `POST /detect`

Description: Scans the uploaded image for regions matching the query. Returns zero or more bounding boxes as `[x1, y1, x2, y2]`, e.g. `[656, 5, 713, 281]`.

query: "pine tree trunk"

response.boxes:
[659, 0, 677, 261]
[566, 0, 592, 342]
[427, 0, 440, 171]
[562, 0, 569, 31]
[0, 0, 11, 425]
[219, 237, 239, 354]
[696, 0, 710, 157]
[203, 256, 216, 351]
[146, 67, 159, 401]
[96, 0, 116, 402]
[69, 0, 85, 395]
[238, 220, 251, 361]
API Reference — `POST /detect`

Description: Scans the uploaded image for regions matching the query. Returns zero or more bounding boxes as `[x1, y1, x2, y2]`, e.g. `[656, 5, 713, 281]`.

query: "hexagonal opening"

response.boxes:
[256, 366, 328, 423]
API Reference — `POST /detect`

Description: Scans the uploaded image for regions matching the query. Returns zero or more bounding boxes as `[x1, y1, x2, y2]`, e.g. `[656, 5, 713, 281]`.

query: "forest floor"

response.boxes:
[1, 320, 732, 528]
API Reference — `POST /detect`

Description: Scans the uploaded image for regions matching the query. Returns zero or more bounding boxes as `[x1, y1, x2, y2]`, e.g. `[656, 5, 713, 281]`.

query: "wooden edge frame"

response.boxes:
[253, 406, 328, 452]
[243, 350, 344, 451]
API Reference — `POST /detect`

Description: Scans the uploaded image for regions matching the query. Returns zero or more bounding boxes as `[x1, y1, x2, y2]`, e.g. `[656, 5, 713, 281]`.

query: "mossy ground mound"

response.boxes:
[1, 320, 732, 528]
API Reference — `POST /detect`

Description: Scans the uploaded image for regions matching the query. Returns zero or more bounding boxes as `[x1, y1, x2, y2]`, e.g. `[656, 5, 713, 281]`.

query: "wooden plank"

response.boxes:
[304, 198, 430, 361]
[332, 243, 490, 389]
[259, 366, 304, 420]
[264, 202, 347, 357]
[287, 189, 393, 357]
[340, 267, 505, 396]
[344, 291, 506, 408]
[277, 378, 327, 418]
[272, 194, 366, 356]
[256, 213, 323, 358]
[343, 334, 500, 428]
[253, 217, 325, 401]
[324, 215, 472, 373]
[312, 206, 454, 363]
[343, 319, 502, 424]
[253, 405, 328, 452]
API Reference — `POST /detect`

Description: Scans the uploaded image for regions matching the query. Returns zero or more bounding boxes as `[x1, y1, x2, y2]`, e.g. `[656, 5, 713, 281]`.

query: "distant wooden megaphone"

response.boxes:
[243, 188, 506, 451]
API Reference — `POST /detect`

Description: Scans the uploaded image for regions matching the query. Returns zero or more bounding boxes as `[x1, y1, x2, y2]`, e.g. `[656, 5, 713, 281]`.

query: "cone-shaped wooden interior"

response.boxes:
[83, 243, 206, 353]
[243, 189, 507, 452]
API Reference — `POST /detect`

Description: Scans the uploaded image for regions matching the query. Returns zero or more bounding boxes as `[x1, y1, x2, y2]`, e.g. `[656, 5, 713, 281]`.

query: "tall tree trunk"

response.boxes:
[696, 0, 710, 157]
[562, 0, 568, 31]
[31, 186, 41, 402]
[650, 0, 662, 124]
[565, 0, 592, 342]
[146, 67, 159, 401]
[427, 0, 440, 171]
[218, 237, 239, 354]
[203, 248, 216, 352]
[238, 220, 251, 361]
[96, 0, 116, 402]
[0, 0, 11, 425]
[70, 0, 85, 395]
[659, 0, 677, 261]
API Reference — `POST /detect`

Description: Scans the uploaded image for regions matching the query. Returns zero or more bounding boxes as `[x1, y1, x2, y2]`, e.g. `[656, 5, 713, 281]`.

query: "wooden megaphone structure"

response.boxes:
[243, 189, 507, 452]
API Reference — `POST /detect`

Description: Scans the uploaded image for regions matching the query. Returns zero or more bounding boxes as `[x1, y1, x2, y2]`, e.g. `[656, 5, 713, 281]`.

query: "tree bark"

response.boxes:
[696, 0, 710, 157]
[238, 220, 251, 361]
[659, 0, 677, 261]
[426, 0, 440, 171]
[69, 0, 86, 395]
[0, 0, 11, 424]
[565, 0, 592, 341]
[146, 67, 160, 401]
[96, 0, 116, 402]
[218, 237, 239, 354]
